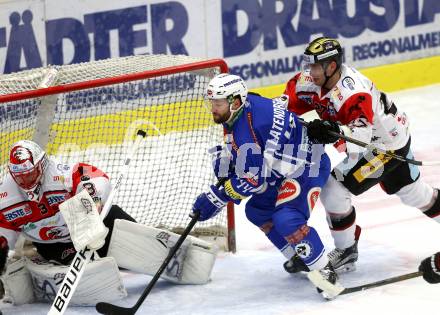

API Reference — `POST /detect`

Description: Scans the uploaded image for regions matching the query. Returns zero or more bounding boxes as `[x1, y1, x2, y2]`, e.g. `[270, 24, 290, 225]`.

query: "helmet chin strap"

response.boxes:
[225, 102, 244, 125]
[322, 62, 341, 90]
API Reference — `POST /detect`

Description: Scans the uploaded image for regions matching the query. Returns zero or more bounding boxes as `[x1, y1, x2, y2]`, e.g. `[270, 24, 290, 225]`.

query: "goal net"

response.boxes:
[0, 54, 235, 251]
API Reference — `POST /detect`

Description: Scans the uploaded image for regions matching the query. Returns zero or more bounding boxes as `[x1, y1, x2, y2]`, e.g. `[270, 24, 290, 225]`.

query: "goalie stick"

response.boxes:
[299, 118, 440, 166]
[308, 270, 422, 299]
[47, 130, 147, 315]
[95, 178, 228, 315]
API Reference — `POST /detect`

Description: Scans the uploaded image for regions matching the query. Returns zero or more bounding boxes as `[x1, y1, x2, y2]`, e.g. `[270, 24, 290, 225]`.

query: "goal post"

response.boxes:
[0, 55, 236, 252]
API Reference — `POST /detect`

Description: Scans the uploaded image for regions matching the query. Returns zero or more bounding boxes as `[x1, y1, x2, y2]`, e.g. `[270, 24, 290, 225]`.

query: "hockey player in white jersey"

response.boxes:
[283, 37, 440, 273]
[0, 140, 217, 306]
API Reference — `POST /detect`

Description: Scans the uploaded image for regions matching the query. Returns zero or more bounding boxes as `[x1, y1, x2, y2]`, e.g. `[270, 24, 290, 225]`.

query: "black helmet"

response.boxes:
[304, 37, 343, 68]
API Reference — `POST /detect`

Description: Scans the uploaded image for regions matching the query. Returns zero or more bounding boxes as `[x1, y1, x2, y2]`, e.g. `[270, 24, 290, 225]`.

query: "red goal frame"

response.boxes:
[0, 58, 236, 252]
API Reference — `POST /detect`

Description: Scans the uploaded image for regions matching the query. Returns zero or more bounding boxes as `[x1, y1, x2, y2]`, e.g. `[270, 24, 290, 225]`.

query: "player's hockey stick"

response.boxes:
[96, 178, 228, 315]
[339, 270, 422, 295]
[299, 118, 440, 166]
[48, 130, 147, 315]
[308, 269, 422, 299]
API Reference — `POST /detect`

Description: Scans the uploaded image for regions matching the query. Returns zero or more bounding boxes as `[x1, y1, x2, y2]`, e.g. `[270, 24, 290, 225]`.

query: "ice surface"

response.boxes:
[2, 83, 440, 315]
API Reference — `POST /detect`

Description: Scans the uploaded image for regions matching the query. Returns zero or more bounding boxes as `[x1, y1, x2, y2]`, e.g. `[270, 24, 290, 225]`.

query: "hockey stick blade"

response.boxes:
[340, 271, 422, 295]
[96, 303, 136, 315]
[96, 178, 227, 315]
[308, 270, 422, 299]
[307, 270, 345, 299]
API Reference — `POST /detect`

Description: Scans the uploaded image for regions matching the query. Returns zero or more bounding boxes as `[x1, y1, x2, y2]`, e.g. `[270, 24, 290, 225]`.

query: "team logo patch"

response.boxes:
[81, 175, 91, 181]
[39, 226, 69, 241]
[45, 192, 67, 206]
[332, 86, 343, 101]
[156, 231, 171, 248]
[61, 247, 76, 260]
[56, 164, 71, 171]
[298, 94, 312, 105]
[11, 147, 32, 162]
[3, 205, 32, 221]
[276, 179, 300, 207]
[307, 187, 321, 212]
[80, 198, 93, 214]
[342, 76, 355, 90]
[295, 240, 313, 260]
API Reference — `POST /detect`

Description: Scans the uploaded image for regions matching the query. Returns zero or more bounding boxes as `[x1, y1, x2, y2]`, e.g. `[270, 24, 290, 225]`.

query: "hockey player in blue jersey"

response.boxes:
[191, 73, 338, 297]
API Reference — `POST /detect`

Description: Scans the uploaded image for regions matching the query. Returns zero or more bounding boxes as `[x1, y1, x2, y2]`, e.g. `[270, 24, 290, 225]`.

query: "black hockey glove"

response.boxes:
[419, 252, 440, 284]
[306, 119, 341, 144]
[0, 236, 8, 274]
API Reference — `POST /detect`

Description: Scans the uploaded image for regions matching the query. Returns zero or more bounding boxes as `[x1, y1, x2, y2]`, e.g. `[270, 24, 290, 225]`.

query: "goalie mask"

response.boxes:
[9, 140, 48, 190]
[205, 73, 248, 123]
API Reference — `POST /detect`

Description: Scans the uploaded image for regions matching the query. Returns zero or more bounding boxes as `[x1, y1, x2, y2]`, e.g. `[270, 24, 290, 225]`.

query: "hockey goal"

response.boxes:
[0, 54, 235, 252]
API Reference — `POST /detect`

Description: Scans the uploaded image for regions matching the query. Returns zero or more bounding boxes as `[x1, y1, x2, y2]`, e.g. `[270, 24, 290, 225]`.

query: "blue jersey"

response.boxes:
[222, 94, 328, 202]
[221, 94, 331, 268]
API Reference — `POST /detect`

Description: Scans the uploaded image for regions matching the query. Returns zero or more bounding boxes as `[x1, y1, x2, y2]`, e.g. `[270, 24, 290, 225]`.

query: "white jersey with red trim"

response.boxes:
[0, 160, 111, 249]
[284, 64, 410, 153]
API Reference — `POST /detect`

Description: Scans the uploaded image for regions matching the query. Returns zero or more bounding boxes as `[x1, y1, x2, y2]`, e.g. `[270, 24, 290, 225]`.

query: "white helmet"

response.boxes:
[8, 140, 48, 190]
[206, 73, 248, 105]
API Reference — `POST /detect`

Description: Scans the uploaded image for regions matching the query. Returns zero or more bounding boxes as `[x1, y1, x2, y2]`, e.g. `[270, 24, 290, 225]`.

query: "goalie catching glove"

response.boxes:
[419, 252, 440, 284]
[306, 119, 341, 144]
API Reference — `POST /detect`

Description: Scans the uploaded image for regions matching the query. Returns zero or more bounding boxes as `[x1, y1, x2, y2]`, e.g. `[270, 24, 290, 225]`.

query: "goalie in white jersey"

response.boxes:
[283, 37, 440, 274]
[0, 140, 217, 307]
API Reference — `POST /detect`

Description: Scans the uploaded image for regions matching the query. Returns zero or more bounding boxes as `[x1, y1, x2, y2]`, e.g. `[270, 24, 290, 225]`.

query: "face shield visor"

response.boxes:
[301, 53, 315, 72]
[204, 88, 233, 113]
[9, 158, 45, 190]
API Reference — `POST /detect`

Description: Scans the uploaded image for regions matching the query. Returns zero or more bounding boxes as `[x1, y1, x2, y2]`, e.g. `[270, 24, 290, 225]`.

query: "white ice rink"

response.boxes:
[2, 83, 440, 315]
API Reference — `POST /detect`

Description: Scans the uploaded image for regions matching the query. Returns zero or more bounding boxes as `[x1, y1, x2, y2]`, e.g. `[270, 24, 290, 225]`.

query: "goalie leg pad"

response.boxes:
[26, 255, 126, 306]
[107, 219, 218, 284]
[0, 258, 35, 305]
